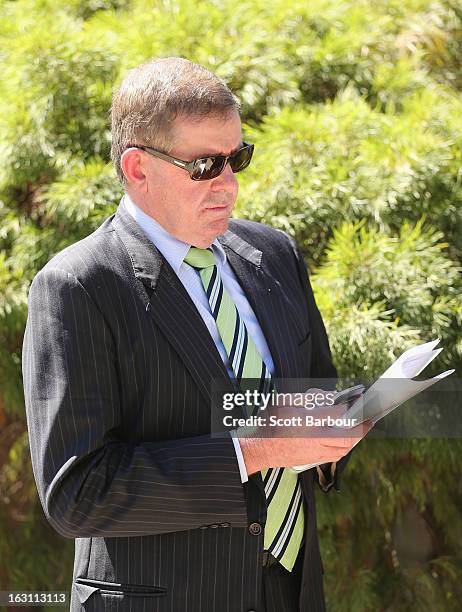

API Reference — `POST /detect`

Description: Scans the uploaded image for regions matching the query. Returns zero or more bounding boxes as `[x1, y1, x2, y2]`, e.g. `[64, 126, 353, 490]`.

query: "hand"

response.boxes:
[237, 388, 372, 476]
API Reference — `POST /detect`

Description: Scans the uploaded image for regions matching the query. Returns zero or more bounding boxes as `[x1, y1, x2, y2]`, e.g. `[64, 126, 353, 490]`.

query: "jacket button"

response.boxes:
[248, 522, 262, 536]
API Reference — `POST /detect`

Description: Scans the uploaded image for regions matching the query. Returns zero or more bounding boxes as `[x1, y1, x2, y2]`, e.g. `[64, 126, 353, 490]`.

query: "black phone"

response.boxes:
[333, 384, 365, 405]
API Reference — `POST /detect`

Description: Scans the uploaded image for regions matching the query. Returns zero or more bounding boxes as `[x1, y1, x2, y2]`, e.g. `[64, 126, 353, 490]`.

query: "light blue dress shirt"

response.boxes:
[123, 193, 276, 482]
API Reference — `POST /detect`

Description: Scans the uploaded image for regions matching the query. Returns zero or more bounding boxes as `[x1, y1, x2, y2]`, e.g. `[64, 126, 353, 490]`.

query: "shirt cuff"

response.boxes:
[230, 430, 248, 483]
[290, 462, 323, 472]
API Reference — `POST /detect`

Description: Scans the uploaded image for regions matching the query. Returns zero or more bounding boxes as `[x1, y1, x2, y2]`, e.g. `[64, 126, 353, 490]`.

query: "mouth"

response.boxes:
[206, 203, 229, 209]
[205, 203, 230, 210]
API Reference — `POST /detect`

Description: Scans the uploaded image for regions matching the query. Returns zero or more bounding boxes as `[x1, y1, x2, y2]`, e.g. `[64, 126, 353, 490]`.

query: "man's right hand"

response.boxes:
[237, 390, 372, 476]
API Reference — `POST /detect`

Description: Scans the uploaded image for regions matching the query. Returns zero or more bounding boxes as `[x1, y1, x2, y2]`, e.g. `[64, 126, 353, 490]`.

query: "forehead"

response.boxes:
[171, 111, 243, 157]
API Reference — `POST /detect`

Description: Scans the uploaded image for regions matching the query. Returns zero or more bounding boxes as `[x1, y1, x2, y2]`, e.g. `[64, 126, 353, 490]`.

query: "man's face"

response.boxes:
[131, 110, 242, 248]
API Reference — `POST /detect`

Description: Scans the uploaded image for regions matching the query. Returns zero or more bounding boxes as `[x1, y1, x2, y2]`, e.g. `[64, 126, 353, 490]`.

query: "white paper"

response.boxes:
[290, 339, 454, 473]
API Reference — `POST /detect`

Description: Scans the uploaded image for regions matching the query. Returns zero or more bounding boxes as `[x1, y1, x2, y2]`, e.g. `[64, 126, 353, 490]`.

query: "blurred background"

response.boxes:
[0, 0, 461, 610]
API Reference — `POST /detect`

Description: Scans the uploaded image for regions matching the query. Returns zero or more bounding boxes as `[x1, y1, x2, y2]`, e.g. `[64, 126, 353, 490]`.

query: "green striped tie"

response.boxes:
[184, 246, 304, 571]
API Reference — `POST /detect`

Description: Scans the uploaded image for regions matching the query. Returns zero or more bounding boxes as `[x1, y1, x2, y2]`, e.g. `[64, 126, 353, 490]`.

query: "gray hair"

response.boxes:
[110, 57, 240, 184]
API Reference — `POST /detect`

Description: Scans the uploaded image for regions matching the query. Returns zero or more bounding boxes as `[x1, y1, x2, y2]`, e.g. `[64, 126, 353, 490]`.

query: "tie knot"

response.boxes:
[184, 247, 216, 269]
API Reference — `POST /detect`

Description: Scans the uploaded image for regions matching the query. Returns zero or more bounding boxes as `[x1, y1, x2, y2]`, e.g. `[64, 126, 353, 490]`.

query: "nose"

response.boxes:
[210, 162, 238, 192]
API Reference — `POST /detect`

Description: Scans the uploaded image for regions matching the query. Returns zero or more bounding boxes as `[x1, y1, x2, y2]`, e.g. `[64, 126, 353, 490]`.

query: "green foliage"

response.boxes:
[0, 6, 118, 198]
[0, 430, 74, 600]
[38, 158, 122, 229]
[0, 0, 461, 609]
[318, 437, 462, 611]
[238, 86, 462, 261]
[313, 219, 462, 376]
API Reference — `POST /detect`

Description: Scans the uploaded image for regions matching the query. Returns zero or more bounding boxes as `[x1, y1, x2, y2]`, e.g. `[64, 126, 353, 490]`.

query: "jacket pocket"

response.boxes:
[74, 578, 167, 604]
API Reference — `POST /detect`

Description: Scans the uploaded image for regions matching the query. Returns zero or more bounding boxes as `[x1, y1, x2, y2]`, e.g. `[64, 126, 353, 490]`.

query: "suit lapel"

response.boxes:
[218, 230, 301, 388]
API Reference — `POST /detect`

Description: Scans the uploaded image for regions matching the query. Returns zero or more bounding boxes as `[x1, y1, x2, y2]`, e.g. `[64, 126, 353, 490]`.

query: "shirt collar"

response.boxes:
[122, 193, 227, 274]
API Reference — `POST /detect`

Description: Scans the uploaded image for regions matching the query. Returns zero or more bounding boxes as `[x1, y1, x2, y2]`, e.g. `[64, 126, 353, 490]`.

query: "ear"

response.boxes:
[120, 148, 148, 187]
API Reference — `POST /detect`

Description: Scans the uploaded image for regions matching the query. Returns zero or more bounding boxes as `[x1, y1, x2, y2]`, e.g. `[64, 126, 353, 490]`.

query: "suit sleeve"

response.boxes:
[287, 237, 352, 492]
[22, 267, 248, 539]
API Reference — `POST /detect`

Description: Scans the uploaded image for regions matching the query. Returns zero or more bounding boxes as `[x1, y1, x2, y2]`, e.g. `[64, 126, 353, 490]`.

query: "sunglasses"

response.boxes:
[131, 141, 254, 181]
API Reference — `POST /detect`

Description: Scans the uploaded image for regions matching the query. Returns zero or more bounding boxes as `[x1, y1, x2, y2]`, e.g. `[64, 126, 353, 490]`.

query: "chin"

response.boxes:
[192, 216, 231, 248]
[212, 217, 231, 237]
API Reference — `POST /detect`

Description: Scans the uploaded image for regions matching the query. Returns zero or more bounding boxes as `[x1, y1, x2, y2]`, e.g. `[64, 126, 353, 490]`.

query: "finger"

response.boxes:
[351, 420, 373, 437]
[318, 438, 353, 450]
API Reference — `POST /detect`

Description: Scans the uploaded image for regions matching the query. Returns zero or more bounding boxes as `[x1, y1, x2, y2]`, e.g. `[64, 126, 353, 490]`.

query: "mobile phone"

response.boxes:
[333, 384, 365, 405]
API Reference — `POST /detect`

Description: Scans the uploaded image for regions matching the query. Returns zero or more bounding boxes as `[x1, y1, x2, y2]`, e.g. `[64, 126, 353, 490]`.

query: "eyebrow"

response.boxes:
[194, 141, 244, 158]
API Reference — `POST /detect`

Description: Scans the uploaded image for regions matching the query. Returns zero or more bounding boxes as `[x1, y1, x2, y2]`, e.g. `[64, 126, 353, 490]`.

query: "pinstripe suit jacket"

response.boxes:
[22, 197, 346, 612]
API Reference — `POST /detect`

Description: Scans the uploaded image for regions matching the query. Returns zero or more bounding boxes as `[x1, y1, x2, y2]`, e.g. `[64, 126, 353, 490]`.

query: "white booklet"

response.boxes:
[290, 339, 455, 473]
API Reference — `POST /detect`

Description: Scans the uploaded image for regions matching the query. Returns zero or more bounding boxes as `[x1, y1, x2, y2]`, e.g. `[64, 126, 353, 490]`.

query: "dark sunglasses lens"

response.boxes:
[230, 145, 253, 173]
[190, 145, 254, 180]
[191, 157, 225, 180]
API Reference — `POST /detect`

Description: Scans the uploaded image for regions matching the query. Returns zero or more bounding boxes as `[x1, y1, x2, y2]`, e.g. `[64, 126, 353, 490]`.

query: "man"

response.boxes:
[22, 57, 369, 611]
